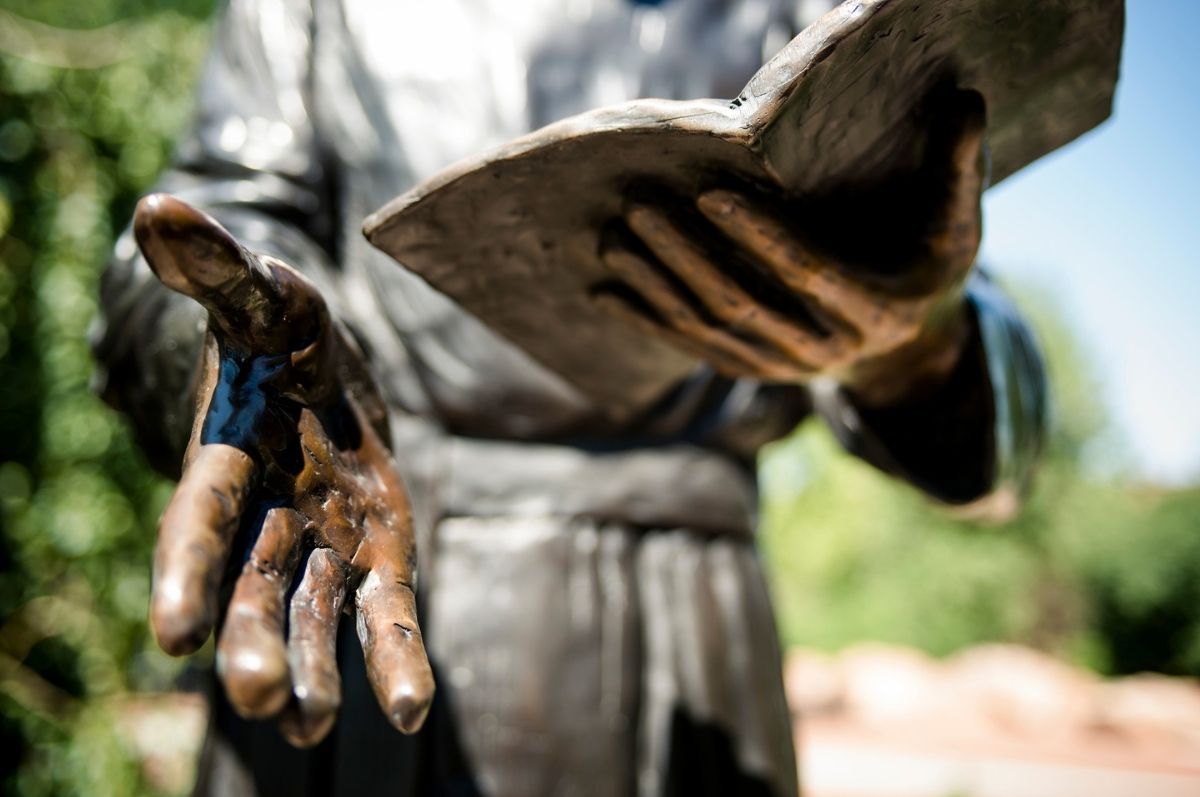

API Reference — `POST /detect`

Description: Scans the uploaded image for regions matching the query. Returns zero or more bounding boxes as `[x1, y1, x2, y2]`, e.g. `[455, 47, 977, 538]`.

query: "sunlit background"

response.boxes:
[0, 1, 1196, 795]
[979, 0, 1200, 487]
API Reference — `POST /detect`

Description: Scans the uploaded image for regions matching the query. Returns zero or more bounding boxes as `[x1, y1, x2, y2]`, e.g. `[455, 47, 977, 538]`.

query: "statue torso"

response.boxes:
[308, 0, 813, 440]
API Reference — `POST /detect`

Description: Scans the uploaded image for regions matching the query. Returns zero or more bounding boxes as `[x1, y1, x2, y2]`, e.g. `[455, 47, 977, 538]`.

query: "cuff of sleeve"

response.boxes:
[812, 272, 1047, 521]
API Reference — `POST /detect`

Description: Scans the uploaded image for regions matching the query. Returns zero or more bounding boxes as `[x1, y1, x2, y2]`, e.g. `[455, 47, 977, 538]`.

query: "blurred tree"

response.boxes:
[0, 2, 214, 795]
[761, 280, 1200, 676]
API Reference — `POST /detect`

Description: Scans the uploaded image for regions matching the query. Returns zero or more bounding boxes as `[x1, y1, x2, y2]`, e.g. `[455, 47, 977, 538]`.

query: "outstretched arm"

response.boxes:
[133, 194, 433, 745]
[92, 0, 435, 746]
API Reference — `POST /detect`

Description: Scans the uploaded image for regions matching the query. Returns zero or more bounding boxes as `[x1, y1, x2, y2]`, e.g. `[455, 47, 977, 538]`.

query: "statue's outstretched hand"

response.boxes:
[135, 195, 433, 746]
[597, 89, 986, 406]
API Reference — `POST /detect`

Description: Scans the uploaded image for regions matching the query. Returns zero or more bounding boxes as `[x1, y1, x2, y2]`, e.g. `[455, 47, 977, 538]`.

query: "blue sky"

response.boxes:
[979, 0, 1200, 485]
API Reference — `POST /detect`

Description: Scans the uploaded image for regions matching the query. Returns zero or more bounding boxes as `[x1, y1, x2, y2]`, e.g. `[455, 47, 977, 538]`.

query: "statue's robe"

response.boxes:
[92, 0, 1045, 794]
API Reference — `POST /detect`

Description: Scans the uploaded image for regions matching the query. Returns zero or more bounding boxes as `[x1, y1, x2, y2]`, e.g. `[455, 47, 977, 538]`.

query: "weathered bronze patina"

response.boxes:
[594, 87, 986, 407]
[88, 0, 1111, 791]
[134, 195, 434, 746]
[365, 0, 1121, 413]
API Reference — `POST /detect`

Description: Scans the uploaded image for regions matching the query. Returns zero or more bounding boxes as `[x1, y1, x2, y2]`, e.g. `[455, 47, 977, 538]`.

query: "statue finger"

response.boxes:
[133, 193, 295, 349]
[695, 190, 957, 360]
[278, 547, 349, 748]
[592, 253, 806, 381]
[696, 189, 896, 336]
[624, 205, 854, 368]
[216, 507, 304, 719]
[151, 443, 258, 655]
[624, 203, 763, 324]
[597, 292, 806, 379]
[355, 552, 434, 735]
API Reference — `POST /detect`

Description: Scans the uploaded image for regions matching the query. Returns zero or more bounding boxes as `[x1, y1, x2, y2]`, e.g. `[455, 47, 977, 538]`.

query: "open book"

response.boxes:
[365, 0, 1122, 415]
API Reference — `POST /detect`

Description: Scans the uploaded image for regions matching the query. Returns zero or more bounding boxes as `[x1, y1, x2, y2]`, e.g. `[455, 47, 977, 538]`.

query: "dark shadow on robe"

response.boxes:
[194, 625, 481, 797]
[662, 707, 780, 797]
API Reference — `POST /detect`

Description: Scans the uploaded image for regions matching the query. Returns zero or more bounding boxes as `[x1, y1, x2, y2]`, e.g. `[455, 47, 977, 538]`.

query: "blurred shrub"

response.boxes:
[0, 3, 214, 795]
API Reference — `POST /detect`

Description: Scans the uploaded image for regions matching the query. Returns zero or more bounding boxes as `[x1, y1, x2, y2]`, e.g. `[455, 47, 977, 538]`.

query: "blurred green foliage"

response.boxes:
[761, 290, 1200, 676]
[0, 2, 214, 795]
[0, 2, 1197, 796]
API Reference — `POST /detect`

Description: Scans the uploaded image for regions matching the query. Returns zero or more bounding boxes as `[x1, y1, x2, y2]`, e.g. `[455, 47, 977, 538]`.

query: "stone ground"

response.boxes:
[115, 644, 1200, 796]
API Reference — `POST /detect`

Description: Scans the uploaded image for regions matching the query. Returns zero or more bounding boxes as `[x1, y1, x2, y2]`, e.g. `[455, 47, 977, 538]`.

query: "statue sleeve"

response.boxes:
[91, 0, 337, 476]
[810, 272, 1048, 521]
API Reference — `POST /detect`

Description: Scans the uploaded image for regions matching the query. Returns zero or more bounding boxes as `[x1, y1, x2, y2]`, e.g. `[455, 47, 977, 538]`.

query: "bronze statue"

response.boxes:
[91, 0, 1121, 794]
[132, 196, 433, 744]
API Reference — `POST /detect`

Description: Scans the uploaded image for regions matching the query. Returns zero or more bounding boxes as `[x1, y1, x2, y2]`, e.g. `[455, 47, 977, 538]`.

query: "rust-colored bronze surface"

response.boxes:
[596, 86, 986, 408]
[365, 0, 1122, 413]
[134, 195, 434, 747]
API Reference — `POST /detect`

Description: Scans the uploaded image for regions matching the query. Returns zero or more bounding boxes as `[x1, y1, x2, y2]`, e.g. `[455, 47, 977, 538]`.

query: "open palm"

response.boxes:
[135, 195, 433, 747]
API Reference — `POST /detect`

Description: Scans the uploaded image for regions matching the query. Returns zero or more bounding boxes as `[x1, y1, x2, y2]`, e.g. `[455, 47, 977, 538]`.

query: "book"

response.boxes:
[365, 0, 1122, 416]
